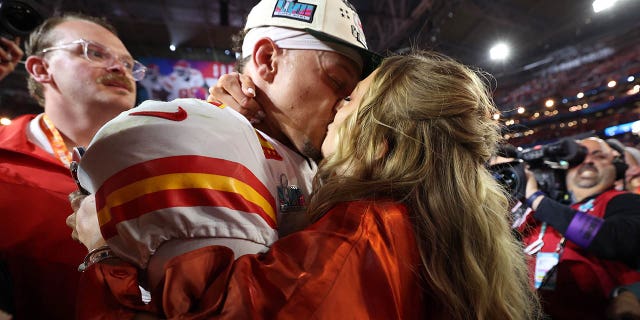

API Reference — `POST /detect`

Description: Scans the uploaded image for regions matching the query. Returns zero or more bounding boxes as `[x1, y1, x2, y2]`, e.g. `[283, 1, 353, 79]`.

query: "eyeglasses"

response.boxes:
[41, 39, 147, 81]
[70, 146, 90, 195]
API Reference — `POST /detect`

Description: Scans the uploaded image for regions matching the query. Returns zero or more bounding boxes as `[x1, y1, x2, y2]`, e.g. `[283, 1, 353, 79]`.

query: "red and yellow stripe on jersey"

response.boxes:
[255, 129, 283, 161]
[95, 155, 276, 240]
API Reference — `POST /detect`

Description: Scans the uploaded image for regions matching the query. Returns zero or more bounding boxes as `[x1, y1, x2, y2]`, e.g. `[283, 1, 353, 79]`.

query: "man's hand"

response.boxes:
[66, 193, 106, 251]
[0, 36, 23, 81]
[208, 72, 264, 123]
[608, 290, 640, 320]
[524, 168, 540, 199]
[524, 168, 546, 210]
[67, 190, 87, 242]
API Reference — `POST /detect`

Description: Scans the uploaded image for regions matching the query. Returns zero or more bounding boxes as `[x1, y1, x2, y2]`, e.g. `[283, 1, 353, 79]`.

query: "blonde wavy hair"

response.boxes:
[309, 51, 541, 319]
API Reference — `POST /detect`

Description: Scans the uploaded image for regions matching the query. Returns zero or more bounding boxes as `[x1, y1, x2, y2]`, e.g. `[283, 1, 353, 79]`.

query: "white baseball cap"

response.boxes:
[244, 0, 381, 78]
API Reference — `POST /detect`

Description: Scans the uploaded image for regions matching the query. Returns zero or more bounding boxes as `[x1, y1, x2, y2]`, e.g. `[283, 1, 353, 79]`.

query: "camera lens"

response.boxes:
[0, 0, 45, 38]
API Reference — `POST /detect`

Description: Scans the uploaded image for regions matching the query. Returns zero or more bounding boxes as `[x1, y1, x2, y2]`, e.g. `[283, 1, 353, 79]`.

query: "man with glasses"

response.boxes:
[0, 13, 143, 319]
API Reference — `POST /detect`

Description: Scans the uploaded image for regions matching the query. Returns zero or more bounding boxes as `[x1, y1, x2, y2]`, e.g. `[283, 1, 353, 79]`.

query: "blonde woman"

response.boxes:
[76, 51, 540, 319]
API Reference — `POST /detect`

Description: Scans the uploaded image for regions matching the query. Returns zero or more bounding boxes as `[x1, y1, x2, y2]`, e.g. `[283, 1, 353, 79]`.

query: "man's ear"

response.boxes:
[25, 55, 52, 83]
[252, 38, 279, 82]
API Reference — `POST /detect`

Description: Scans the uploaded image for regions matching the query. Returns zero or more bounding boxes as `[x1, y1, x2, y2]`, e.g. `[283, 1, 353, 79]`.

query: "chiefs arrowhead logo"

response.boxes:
[130, 106, 188, 121]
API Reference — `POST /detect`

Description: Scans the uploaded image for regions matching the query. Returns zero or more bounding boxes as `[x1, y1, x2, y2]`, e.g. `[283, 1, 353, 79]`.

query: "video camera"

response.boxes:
[0, 0, 46, 40]
[490, 138, 587, 204]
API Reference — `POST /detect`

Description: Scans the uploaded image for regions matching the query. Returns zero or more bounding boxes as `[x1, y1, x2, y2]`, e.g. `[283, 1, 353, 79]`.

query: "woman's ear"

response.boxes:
[25, 55, 52, 83]
[252, 38, 279, 83]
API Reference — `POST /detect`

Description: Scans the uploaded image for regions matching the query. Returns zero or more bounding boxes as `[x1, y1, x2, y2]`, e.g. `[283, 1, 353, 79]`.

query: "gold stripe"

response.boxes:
[255, 130, 276, 149]
[97, 172, 275, 225]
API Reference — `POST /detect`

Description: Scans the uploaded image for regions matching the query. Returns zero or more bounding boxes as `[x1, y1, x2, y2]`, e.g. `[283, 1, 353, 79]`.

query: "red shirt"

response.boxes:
[0, 115, 86, 319]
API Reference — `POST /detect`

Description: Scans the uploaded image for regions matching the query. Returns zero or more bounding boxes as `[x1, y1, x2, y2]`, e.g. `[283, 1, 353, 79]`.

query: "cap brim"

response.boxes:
[304, 28, 382, 79]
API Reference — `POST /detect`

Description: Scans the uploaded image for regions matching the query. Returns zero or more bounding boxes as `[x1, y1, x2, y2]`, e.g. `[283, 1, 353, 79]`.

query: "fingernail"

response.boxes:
[247, 87, 255, 96]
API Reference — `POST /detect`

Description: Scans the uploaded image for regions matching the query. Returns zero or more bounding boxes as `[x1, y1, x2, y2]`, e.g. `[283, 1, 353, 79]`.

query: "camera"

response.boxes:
[0, 0, 46, 39]
[490, 138, 587, 204]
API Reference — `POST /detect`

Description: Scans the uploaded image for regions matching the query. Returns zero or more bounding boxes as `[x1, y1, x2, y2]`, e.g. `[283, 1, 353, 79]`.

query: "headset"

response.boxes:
[606, 139, 629, 181]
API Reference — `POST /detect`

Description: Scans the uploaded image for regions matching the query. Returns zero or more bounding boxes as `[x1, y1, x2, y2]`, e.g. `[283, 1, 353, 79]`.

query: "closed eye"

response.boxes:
[328, 75, 344, 92]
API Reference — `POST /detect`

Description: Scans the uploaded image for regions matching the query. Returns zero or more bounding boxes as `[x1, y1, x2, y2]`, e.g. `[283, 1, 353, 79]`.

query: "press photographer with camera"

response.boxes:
[521, 136, 640, 319]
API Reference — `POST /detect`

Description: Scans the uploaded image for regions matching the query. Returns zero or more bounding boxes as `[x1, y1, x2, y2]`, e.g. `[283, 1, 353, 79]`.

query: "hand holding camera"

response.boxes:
[490, 138, 588, 205]
[0, 0, 47, 80]
[0, 36, 22, 80]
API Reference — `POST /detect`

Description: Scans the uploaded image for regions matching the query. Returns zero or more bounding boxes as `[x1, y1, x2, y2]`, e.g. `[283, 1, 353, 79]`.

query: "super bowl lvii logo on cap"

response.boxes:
[272, 0, 317, 23]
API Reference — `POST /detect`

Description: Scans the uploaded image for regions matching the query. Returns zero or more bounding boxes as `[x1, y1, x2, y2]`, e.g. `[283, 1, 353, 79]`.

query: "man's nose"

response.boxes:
[106, 59, 127, 73]
[582, 154, 596, 164]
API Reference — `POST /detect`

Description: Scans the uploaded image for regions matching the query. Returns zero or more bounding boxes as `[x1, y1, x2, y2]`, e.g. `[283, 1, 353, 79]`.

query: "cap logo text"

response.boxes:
[272, 0, 317, 23]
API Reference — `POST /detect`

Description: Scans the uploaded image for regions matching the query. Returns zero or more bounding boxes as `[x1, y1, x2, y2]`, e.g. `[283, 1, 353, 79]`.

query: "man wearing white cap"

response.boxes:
[69, 0, 380, 318]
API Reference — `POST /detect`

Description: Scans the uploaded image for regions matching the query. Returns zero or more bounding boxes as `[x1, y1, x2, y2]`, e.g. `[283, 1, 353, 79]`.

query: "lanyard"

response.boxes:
[39, 114, 72, 166]
[524, 222, 566, 255]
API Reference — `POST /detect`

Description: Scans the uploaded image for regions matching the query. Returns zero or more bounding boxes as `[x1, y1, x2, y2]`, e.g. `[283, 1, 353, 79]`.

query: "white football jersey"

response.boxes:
[77, 98, 316, 268]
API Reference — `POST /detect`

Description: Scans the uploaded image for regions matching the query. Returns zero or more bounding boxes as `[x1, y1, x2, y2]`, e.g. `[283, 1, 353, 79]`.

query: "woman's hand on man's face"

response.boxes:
[208, 72, 265, 124]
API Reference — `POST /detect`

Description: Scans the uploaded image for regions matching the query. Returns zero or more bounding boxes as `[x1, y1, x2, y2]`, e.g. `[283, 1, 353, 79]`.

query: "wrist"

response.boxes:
[87, 238, 107, 252]
[526, 190, 545, 208]
[78, 245, 117, 272]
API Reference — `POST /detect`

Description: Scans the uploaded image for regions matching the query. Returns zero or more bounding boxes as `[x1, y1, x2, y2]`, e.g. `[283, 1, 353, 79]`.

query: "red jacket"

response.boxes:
[77, 201, 426, 319]
[0, 114, 86, 319]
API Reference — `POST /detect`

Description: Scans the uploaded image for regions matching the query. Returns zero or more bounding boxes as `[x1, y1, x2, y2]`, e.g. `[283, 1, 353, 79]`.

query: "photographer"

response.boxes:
[523, 136, 640, 319]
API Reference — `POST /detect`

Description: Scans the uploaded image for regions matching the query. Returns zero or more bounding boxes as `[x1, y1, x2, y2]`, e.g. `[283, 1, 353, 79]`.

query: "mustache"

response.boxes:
[97, 73, 134, 91]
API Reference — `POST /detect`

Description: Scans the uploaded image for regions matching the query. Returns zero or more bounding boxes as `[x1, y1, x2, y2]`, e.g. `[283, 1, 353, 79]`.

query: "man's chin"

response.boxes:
[105, 102, 134, 116]
[573, 179, 599, 189]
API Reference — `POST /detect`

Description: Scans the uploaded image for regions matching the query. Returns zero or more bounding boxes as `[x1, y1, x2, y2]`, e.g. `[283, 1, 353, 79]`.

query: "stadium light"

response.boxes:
[489, 42, 510, 61]
[593, 0, 618, 13]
